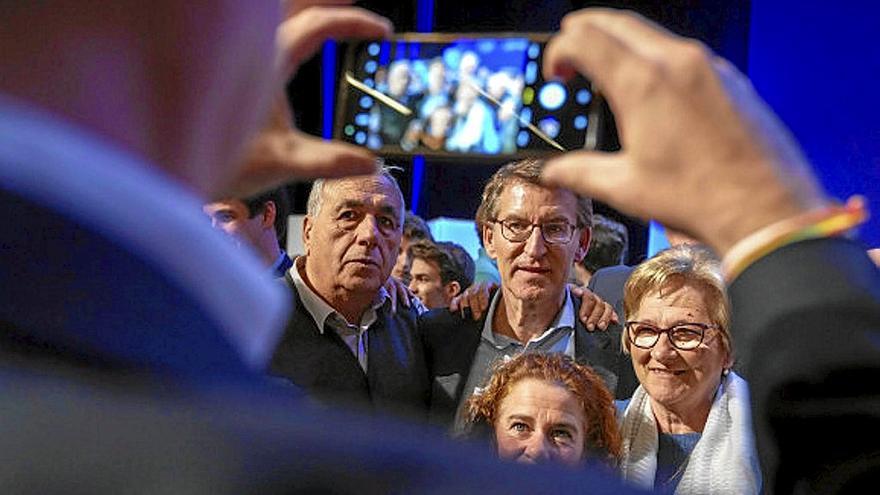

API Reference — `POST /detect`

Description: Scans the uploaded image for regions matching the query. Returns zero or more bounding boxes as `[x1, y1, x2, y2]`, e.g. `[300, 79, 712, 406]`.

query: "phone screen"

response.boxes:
[335, 33, 601, 159]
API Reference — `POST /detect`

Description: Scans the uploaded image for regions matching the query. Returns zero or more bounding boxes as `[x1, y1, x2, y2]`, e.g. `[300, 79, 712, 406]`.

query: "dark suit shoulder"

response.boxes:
[419, 308, 484, 428]
[728, 237, 880, 493]
[419, 307, 470, 332]
[571, 295, 638, 400]
[588, 265, 633, 332]
[730, 237, 880, 366]
[589, 264, 634, 283]
[387, 298, 421, 326]
[418, 289, 497, 339]
[588, 265, 633, 295]
[419, 308, 482, 354]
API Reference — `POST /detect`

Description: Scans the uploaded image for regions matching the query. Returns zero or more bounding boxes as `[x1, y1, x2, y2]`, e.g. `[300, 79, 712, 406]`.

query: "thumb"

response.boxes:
[541, 150, 629, 209]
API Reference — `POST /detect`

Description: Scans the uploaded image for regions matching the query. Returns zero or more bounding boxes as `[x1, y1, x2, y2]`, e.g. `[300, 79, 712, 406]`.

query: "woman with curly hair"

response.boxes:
[463, 352, 620, 467]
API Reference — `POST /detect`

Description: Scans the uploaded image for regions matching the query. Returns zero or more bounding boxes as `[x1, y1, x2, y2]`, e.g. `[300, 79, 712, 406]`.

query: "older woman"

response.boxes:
[618, 245, 761, 494]
[464, 352, 620, 467]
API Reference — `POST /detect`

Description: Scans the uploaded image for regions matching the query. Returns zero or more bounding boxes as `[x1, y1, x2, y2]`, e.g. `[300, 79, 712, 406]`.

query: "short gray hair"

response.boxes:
[306, 161, 405, 224]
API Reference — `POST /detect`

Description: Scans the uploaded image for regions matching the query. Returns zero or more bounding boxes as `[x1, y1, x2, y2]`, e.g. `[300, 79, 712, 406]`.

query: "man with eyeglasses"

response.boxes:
[421, 159, 638, 431]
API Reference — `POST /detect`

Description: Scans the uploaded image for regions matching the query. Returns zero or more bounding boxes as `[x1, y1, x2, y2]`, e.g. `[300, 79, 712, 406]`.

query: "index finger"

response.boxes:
[228, 130, 376, 198]
[543, 9, 682, 110]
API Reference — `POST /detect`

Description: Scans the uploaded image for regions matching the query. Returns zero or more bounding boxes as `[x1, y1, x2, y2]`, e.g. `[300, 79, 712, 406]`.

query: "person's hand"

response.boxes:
[448, 281, 498, 321]
[540, 9, 829, 256]
[227, 96, 378, 198]
[276, 4, 392, 81]
[868, 248, 880, 267]
[384, 276, 415, 313]
[280, 0, 357, 23]
[223, 3, 392, 198]
[569, 284, 618, 331]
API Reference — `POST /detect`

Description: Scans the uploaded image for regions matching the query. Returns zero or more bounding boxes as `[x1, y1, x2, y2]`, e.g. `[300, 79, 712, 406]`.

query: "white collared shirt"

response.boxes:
[0, 95, 289, 371]
[290, 257, 389, 372]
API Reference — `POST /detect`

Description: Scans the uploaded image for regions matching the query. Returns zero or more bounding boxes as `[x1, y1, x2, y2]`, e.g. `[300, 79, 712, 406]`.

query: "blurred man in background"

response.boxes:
[391, 210, 434, 283]
[204, 187, 293, 278]
[571, 214, 628, 285]
[407, 240, 475, 309]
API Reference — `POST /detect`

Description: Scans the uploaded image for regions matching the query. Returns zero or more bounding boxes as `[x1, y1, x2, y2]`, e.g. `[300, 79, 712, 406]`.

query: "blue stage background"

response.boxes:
[749, 1, 880, 248]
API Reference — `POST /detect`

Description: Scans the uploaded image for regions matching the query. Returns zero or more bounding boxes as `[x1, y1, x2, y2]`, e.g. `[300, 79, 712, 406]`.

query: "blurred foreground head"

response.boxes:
[1, 1, 280, 198]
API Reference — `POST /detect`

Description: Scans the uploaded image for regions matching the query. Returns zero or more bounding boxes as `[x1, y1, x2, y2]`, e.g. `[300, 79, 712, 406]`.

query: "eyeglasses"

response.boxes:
[491, 218, 577, 245]
[625, 321, 718, 351]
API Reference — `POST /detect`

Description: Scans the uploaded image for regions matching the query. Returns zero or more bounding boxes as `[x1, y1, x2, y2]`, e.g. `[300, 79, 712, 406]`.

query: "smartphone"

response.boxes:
[335, 33, 605, 160]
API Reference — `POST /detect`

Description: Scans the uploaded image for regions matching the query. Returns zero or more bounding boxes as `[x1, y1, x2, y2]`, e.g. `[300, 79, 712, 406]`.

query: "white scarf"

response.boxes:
[618, 372, 762, 494]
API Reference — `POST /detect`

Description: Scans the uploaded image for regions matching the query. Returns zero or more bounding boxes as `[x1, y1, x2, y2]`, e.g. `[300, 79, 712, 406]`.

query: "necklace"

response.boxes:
[661, 454, 691, 489]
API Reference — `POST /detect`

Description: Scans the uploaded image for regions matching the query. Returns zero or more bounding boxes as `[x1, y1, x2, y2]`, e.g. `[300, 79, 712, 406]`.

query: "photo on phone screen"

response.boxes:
[335, 33, 603, 159]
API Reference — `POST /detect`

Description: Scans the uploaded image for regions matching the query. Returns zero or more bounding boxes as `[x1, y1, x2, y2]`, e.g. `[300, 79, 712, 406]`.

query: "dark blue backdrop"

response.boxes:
[749, 1, 880, 247]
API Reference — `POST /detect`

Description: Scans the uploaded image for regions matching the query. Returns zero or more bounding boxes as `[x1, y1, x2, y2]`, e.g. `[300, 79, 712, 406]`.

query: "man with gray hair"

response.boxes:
[269, 167, 430, 419]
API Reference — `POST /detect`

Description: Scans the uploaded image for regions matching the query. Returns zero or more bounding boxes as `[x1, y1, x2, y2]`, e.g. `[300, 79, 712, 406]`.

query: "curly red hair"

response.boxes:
[464, 353, 621, 465]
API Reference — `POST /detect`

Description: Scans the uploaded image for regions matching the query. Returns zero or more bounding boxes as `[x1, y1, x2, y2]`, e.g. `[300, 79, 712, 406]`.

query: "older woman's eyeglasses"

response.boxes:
[625, 322, 717, 351]
[491, 218, 577, 244]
